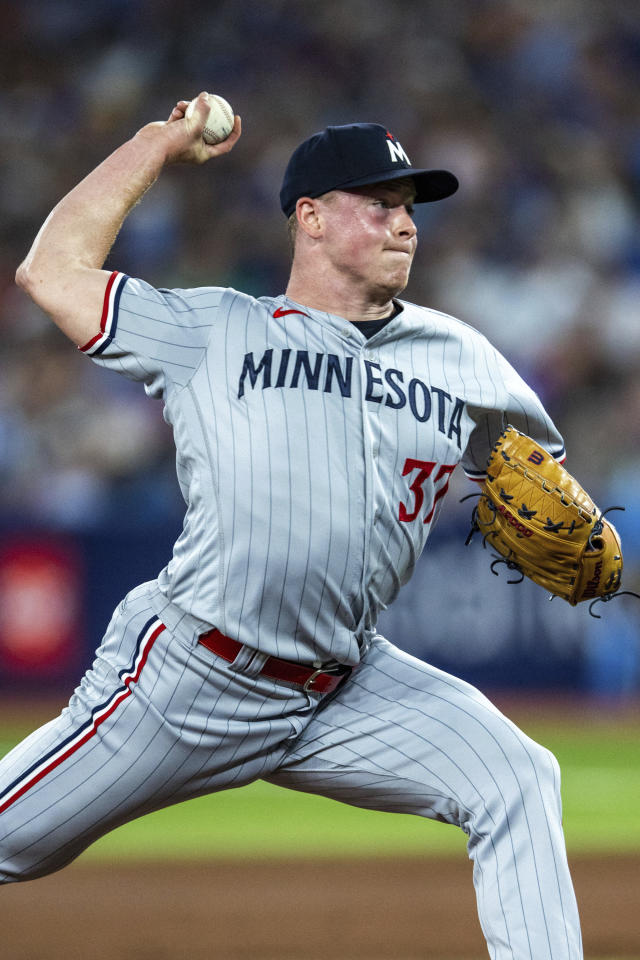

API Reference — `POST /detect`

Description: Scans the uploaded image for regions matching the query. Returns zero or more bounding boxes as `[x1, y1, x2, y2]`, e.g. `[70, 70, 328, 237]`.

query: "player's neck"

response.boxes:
[285, 263, 399, 324]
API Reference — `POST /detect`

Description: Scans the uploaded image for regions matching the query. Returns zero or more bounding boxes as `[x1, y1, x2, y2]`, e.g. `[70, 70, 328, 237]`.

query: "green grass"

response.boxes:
[1, 715, 639, 862]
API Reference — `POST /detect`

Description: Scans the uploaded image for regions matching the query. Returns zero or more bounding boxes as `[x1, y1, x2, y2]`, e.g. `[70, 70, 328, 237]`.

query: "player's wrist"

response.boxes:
[132, 122, 177, 168]
[132, 120, 213, 168]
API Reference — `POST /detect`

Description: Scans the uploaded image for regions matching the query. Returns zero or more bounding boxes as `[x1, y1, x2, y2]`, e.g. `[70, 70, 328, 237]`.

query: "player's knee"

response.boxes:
[472, 728, 562, 833]
[506, 735, 562, 817]
[528, 736, 560, 789]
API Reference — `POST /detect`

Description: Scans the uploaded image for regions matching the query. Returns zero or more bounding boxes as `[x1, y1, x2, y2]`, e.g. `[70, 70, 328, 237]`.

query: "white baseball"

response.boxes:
[185, 93, 234, 145]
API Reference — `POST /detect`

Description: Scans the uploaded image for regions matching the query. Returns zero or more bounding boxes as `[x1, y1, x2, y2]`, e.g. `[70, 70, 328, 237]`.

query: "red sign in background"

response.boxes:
[0, 537, 84, 681]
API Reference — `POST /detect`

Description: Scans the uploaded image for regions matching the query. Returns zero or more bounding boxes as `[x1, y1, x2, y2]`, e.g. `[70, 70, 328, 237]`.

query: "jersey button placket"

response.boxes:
[359, 345, 381, 609]
[339, 330, 369, 624]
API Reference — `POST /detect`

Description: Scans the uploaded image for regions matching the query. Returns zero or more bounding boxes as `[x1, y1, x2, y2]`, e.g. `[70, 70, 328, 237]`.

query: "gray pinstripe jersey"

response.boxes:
[82, 271, 564, 666]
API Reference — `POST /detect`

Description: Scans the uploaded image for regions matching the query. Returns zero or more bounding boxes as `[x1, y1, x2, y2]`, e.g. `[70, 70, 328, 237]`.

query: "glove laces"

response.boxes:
[462, 494, 640, 618]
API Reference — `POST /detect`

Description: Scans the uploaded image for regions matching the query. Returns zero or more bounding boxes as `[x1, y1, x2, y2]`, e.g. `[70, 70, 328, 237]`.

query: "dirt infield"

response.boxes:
[1, 854, 638, 959]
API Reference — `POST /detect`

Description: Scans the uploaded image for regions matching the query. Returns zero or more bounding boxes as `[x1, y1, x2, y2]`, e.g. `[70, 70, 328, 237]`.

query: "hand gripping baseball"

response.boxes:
[142, 92, 242, 166]
[465, 426, 639, 617]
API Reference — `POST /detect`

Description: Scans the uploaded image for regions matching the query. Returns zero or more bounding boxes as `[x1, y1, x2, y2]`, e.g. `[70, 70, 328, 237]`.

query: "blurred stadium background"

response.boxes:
[0, 0, 638, 699]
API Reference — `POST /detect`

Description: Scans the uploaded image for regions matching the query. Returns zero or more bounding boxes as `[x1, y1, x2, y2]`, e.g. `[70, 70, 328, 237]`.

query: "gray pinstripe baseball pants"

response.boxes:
[0, 584, 582, 959]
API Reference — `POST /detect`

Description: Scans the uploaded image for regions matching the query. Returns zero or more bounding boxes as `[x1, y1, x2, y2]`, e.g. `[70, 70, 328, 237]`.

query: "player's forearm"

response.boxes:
[15, 95, 240, 345]
[15, 126, 169, 304]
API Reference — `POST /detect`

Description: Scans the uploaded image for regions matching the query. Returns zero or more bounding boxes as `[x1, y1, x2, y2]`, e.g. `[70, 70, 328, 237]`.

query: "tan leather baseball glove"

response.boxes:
[467, 426, 624, 612]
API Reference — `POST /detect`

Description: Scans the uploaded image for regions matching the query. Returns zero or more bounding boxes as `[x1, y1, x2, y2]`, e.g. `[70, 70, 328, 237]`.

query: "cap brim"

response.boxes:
[330, 167, 459, 203]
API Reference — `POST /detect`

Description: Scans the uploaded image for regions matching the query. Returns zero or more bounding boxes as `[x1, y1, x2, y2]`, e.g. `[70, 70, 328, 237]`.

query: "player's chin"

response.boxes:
[379, 268, 411, 298]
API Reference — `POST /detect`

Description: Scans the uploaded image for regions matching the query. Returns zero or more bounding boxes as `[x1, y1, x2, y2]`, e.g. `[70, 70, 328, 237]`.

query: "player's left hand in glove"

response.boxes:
[466, 426, 637, 616]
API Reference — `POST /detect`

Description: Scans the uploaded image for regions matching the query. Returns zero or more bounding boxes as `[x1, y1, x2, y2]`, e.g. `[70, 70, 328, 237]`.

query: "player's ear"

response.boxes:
[295, 198, 324, 240]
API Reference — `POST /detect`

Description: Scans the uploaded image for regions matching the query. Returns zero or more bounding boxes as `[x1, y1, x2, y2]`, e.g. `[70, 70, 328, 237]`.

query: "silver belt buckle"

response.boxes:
[303, 667, 326, 692]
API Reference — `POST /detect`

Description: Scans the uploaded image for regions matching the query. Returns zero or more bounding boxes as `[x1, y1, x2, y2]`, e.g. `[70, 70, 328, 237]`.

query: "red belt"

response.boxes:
[198, 628, 352, 694]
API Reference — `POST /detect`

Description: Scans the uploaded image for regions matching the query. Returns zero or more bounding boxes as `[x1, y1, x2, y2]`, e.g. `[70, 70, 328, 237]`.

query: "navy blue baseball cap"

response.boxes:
[280, 122, 458, 217]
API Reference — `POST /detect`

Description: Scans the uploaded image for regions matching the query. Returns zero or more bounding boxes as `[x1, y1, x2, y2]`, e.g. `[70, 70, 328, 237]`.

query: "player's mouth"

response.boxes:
[385, 246, 413, 256]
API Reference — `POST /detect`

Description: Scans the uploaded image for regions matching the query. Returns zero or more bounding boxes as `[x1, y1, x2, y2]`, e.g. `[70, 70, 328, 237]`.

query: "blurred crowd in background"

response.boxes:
[1, 0, 639, 579]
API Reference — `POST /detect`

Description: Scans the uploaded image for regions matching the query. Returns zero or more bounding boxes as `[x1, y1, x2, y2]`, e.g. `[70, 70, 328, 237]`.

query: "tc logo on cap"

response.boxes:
[386, 132, 411, 166]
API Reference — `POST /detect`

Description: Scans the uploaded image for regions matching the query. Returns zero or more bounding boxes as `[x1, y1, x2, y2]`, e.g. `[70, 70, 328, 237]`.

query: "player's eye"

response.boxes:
[374, 198, 415, 214]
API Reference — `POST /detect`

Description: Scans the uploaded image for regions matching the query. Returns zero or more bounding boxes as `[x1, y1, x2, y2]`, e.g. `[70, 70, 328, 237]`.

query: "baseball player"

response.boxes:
[3, 93, 583, 958]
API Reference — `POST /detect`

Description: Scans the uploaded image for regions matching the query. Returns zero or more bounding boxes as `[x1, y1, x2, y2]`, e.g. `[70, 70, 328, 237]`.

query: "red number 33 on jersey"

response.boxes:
[399, 458, 456, 524]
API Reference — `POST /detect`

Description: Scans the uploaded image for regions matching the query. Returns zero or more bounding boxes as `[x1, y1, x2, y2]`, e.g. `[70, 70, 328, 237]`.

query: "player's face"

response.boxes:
[319, 179, 418, 301]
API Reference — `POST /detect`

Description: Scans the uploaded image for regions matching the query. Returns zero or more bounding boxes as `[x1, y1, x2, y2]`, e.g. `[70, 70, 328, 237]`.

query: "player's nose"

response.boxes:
[394, 206, 417, 239]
